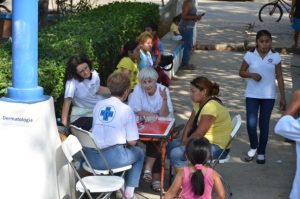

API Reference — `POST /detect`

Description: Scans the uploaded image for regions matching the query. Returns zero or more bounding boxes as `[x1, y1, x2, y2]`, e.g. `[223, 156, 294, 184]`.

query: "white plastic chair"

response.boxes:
[69, 125, 132, 176]
[211, 114, 242, 168]
[61, 135, 124, 199]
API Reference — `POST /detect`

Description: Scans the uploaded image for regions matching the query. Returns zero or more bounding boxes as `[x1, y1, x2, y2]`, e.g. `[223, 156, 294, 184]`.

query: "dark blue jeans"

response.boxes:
[246, 97, 275, 155]
[179, 27, 193, 66]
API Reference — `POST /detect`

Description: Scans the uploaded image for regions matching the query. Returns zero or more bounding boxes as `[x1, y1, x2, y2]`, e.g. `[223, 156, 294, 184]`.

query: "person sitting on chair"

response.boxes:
[167, 76, 232, 171]
[61, 55, 110, 131]
[128, 67, 173, 192]
[85, 72, 144, 199]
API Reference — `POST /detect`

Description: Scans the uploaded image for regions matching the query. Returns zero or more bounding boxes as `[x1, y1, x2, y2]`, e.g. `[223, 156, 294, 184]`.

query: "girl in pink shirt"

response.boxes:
[165, 138, 225, 199]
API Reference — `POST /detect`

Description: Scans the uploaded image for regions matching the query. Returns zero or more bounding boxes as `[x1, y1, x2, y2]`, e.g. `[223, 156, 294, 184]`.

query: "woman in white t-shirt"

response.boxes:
[61, 55, 110, 130]
[128, 67, 173, 192]
[239, 30, 286, 164]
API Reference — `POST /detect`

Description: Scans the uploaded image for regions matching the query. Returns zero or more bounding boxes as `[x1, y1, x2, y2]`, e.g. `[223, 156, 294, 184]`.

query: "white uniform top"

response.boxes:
[128, 83, 173, 114]
[92, 97, 139, 149]
[243, 49, 281, 99]
[275, 115, 300, 199]
[64, 70, 103, 108]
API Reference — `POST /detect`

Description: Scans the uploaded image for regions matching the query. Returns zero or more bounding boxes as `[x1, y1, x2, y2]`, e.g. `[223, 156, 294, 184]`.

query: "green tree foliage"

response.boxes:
[0, 2, 159, 116]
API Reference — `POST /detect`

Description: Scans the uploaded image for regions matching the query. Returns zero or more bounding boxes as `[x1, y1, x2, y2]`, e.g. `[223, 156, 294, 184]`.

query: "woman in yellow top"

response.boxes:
[167, 76, 232, 169]
[115, 40, 140, 89]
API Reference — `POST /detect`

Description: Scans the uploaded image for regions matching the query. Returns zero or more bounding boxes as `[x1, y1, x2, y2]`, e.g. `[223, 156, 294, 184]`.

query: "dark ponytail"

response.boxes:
[191, 169, 205, 195]
[186, 138, 212, 196]
[113, 40, 139, 68]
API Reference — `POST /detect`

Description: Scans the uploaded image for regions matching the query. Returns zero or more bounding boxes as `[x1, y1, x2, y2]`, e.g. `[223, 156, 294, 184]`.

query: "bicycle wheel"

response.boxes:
[258, 3, 283, 22]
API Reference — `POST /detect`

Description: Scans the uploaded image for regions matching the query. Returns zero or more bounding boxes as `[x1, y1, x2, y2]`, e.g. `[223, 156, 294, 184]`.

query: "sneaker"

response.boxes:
[243, 149, 257, 162]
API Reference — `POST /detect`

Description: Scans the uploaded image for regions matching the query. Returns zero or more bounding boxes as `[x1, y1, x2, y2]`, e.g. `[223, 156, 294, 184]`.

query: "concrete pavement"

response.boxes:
[135, 1, 298, 199]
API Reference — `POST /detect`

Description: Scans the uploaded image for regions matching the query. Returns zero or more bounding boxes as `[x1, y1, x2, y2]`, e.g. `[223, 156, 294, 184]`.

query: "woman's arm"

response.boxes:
[183, 114, 216, 145]
[181, 0, 201, 21]
[181, 110, 195, 143]
[291, 0, 296, 19]
[213, 170, 226, 199]
[61, 98, 72, 127]
[275, 62, 286, 110]
[164, 169, 183, 199]
[159, 87, 170, 116]
[239, 60, 261, 81]
[284, 89, 300, 116]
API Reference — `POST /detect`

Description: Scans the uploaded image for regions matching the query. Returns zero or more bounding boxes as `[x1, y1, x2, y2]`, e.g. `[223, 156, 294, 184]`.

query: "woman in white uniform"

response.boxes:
[61, 55, 109, 130]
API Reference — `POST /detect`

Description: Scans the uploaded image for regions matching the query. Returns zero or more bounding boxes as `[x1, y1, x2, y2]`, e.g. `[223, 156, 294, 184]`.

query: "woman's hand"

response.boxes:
[250, 73, 262, 81]
[159, 87, 167, 101]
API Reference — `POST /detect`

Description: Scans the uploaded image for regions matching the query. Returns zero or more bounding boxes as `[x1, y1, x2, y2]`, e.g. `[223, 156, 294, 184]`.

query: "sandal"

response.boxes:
[142, 170, 152, 183]
[151, 180, 161, 192]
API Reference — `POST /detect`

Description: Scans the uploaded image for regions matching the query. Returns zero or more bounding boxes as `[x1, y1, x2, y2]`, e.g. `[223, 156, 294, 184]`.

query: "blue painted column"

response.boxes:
[6, 0, 46, 103]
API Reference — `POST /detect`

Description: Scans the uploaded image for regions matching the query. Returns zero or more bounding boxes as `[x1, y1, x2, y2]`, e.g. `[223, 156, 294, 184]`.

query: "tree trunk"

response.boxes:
[38, 0, 49, 28]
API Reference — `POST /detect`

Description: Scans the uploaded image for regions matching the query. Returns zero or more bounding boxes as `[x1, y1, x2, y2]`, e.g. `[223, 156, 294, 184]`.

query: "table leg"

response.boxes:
[160, 140, 167, 199]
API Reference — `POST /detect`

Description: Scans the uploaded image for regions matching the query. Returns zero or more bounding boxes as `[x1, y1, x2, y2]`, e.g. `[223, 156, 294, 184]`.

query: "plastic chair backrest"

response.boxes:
[69, 125, 113, 174]
[230, 114, 242, 138]
[61, 135, 82, 162]
[70, 125, 97, 149]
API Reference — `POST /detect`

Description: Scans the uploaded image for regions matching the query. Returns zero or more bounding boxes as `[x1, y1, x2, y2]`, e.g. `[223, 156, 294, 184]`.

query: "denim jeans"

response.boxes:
[167, 138, 228, 167]
[179, 27, 194, 66]
[84, 145, 144, 187]
[246, 97, 275, 155]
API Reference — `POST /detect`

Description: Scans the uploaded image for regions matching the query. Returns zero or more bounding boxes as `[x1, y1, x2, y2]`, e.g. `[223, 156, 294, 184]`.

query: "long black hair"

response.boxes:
[185, 137, 212, 196]
[114, 40, 139, 68]
[64, 55, 92, 82]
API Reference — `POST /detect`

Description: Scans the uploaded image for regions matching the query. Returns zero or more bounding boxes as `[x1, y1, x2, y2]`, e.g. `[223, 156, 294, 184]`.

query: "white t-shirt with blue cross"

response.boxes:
[92, 97, 139, 149]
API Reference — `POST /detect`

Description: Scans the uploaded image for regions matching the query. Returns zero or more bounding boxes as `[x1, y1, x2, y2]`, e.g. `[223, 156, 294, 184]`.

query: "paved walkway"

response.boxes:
[134, 1, 298, 199]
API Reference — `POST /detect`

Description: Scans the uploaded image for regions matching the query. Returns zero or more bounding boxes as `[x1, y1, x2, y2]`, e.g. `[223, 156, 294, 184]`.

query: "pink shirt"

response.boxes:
[181, 166, 214, 199]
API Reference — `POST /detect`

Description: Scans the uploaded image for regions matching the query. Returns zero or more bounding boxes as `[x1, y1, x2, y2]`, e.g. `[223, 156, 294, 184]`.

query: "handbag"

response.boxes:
[159, 54, 174, 71]
[187, 97, 222, 137]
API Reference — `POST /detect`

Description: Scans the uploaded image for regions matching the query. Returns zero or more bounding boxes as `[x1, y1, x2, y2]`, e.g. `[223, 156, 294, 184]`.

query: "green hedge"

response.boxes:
[0, 2, 159, 116]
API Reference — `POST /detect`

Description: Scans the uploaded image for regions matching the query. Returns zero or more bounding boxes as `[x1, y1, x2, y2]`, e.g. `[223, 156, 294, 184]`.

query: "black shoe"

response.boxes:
[243, 154, 254, 162]
[256, 158, 266, 164]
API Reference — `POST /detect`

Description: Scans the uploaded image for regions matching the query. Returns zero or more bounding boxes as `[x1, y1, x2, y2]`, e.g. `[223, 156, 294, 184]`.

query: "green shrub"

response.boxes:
[0, 2, 159, 116]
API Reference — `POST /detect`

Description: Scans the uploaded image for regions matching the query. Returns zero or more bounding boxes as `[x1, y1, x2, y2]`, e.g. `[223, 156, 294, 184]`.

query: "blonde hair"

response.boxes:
[137, 31, 152, 44]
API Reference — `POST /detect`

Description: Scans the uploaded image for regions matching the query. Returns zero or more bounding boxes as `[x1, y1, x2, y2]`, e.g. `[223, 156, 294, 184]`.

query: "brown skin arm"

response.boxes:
[284, 89, 300, 116]
[239, 60, 262, 81]
[164, 169, 183, 199]
[275, 62, 286, 110]
[182, 114, 216, 145]
[291, 0, 296, 19]
[181, 0, 201, 21]
[181, 110, 196, 143]
[61, 98, 72, 127]
[213, 170, 226, 199]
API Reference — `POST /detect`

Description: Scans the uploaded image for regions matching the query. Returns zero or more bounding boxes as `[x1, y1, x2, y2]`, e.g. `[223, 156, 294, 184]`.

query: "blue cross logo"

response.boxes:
[99, 106, 115, 122]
